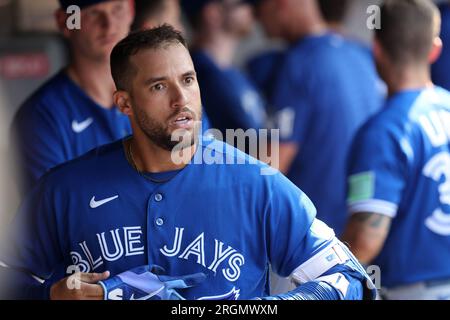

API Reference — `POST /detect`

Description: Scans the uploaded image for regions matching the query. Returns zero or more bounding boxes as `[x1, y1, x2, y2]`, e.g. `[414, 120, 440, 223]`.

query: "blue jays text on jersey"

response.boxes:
[270, 32, 383, 235]
[347, 87, 450, 288]
[11, 70, 131, 192]
[0, 135, 370, 300]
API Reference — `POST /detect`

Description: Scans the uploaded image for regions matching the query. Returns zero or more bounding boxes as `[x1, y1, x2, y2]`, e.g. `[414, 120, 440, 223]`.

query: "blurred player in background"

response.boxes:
[343, 0, 450, 300]
[131, 0, 184, 33]
[182, 0, 267, 147]
[11, 0, 134, 193]
[432, 0, 450, 90]
[246, 0, 350, 102]
[245, 49, 284, 112]
[317, 0, 350, 34]
[250, 0, 382, 236]
[0, 25, 375, 301]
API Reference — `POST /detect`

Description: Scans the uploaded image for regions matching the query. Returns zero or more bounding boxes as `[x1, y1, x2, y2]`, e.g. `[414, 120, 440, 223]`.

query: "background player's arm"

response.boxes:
[343, 117, 407, 265]
[277, 142, 298, 174]
[342, 212, 392, 265]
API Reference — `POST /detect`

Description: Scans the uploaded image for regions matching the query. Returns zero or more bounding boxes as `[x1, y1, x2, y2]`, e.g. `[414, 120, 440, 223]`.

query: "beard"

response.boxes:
[134, 106, 202, 152]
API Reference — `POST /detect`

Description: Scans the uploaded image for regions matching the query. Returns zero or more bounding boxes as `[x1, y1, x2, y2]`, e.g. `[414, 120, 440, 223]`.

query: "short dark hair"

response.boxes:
[376, 0, 441, 66]
[131, 0, 166, 32]
[318, 0, 349, 24]
[111, 24, 188, 91]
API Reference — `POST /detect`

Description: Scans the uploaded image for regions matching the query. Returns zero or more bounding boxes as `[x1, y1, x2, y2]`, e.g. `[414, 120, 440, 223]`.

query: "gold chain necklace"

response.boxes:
[126, 140, 177, 184]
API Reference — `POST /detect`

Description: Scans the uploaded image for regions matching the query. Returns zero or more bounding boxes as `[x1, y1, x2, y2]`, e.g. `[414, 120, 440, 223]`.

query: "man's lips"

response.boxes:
[170, 112, 195, 128]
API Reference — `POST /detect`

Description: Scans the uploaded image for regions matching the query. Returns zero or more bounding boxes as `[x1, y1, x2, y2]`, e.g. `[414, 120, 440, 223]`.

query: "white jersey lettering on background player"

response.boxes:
[420, 109, 450, 235]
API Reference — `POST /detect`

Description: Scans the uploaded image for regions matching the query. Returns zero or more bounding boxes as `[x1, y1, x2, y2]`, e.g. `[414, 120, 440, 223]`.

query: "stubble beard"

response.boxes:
[134, 106, 202, 152]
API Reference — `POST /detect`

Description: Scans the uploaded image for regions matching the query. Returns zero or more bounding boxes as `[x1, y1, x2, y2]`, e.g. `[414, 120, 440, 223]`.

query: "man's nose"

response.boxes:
[170, 85, 189, 109]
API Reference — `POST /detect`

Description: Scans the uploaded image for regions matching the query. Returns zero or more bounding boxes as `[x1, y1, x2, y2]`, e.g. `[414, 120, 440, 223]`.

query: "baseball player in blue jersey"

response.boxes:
[248, 0, 383, 236]
[11, 0, 135, 193]
[181, 0, 267, 139]
[0, 25, 375, 300]
[343, 0, 450, 300]
[432, 1, 450, 91]
[131, 0, 185, 34]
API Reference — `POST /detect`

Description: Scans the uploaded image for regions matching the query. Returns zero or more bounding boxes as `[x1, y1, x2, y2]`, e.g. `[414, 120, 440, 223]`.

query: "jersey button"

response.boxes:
[154, 193, 163, 202]
[155, 218, 164, 226]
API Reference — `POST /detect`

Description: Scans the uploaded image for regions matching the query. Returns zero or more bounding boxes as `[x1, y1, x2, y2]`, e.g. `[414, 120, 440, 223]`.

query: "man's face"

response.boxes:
[128, 44, 202, 151]
[65, 0, 133, 62]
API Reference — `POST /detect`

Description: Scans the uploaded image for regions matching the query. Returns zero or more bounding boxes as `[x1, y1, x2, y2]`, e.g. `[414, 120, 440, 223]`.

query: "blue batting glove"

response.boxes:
[98, 265, 206, 300]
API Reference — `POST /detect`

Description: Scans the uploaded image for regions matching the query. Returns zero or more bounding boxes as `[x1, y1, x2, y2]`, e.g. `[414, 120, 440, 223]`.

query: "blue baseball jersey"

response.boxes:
[271, 33, 383, 235]
[1, 136, 348, 300]
[11, 71, 132, 192]
[246, 50, 285, 103]
[347, 87, 450, 288]
[432, 3, 450, 91]
[192, 50, 267, 134]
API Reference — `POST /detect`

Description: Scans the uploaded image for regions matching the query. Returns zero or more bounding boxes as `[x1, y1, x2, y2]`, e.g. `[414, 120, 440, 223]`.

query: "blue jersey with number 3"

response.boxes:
[347, 87, 450, 287]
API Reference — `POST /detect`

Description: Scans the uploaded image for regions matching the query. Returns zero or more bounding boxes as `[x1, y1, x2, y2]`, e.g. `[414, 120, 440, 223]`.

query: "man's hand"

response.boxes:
[50, 271, 110, 300]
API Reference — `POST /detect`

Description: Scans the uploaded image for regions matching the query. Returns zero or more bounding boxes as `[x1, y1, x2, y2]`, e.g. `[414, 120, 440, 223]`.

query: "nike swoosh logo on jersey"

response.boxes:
[89, 195, 119, 208]
[72, 118, 93, 133]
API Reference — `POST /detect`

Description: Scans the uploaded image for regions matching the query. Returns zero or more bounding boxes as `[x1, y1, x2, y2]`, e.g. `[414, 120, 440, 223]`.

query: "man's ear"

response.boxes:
[429, 36, 443, 64]
[373, 38, 383, 63]
[114, 90, 133, 116]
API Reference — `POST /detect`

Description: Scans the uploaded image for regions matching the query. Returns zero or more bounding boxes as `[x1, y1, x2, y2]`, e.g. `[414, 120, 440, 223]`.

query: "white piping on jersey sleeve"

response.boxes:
[348, 199, 398, 218]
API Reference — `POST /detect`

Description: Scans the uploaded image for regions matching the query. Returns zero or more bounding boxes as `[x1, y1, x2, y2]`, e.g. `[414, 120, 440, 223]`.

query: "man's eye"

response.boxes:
[85, 10, 101, 19]
[152, 83, 165, 91]
[185, 77, 195, 84]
